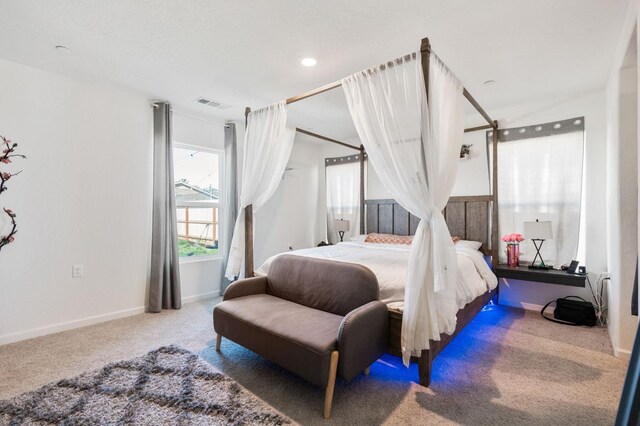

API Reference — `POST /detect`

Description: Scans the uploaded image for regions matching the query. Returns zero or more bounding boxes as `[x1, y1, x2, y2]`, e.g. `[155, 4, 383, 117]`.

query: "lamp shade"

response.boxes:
[334, 219, 351, 232]
[523, 220, 553, 240]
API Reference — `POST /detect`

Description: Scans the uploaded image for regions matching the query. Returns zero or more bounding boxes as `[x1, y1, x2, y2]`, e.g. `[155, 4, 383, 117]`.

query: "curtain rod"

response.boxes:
[296, 127, 360, 151]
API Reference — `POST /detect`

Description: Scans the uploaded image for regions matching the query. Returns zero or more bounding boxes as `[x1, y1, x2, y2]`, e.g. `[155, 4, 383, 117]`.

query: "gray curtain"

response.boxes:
[221, 122, 238, 292]
[149, 102, 181, 312]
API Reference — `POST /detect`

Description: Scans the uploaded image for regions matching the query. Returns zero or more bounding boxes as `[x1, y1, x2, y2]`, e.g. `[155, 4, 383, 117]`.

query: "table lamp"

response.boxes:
[334, 219, 350, 242]
[523, 219, 553, 270]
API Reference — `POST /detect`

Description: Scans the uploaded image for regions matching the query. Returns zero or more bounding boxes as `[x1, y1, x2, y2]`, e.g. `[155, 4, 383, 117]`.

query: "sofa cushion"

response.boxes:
[213, 294, 344, 386]
[266, 255, 379, 316]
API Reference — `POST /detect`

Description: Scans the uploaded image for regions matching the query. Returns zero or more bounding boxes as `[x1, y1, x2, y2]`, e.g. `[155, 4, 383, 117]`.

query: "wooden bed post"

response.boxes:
[359, 144, 366, 235]
[418, 35, 434, 387]
[243, 107, 255, 278]
[421, 37, 431, 96]
[244, 205, 254, 277]
[491, 120, 499, 270]
[491, 120, 499, 303]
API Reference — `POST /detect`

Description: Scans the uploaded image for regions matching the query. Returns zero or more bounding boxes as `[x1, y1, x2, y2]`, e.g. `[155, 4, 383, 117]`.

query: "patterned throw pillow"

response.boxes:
[363, 234, 463, 245]
[364, 233, 413, 245]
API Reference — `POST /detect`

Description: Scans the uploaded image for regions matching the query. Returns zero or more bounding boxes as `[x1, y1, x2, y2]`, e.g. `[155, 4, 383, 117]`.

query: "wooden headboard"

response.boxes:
[364, 195, 495, 257]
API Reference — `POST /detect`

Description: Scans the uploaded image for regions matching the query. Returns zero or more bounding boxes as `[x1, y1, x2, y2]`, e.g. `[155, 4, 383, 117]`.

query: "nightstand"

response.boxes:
[494, 264, 586, 287]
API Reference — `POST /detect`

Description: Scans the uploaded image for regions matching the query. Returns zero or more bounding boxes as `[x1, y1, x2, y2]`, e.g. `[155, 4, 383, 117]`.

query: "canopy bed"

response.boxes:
[224, 36, 501, 387]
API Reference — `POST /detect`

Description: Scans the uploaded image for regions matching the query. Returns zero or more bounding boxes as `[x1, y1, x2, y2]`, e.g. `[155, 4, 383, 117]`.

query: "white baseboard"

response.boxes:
[607, 329, 633, 360]
[613, 346, 632, 360]
[0, 289, 221, 346]
[499, 299, 552, 314]
[182, 290, 220, 304]
[0, 305, 146, 346]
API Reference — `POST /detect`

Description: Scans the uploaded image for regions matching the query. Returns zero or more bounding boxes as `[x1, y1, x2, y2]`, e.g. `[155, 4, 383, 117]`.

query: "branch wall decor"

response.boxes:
[0, 134, 25, 251]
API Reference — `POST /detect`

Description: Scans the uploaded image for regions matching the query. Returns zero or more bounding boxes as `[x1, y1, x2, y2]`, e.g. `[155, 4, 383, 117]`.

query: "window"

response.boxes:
[173, 144, 222, 258]
[491, 117, 585, 266]
[325, 155, 362, 243]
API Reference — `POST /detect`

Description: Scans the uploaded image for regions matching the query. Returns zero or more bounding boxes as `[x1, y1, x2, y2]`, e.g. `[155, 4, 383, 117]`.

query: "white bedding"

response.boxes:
[255, 241, 498, 312]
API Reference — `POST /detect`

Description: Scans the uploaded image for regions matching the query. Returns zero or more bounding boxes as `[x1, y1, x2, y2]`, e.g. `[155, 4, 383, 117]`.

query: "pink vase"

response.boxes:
[507, 243, 520, 267]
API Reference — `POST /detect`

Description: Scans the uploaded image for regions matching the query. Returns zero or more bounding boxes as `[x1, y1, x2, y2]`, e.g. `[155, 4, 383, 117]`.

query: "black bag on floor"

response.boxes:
[541, 296, 597, 326]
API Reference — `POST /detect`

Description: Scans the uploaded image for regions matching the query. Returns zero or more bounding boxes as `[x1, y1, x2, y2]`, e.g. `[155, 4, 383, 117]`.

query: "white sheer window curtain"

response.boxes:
[343, 52, 464, 365]
[493, 117, 585, 267]
[326, 156, 361, 243]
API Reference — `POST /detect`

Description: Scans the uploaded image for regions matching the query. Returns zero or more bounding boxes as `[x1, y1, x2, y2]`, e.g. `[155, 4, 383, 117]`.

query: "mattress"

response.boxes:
[256, 241, 498, 312]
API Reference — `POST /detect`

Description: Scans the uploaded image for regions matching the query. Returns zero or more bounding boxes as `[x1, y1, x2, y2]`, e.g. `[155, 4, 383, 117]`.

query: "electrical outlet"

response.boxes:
[72, 264, 83, 278]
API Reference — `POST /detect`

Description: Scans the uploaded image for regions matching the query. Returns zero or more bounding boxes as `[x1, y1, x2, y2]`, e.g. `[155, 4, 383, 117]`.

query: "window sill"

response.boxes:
[179, 255, 223, 264]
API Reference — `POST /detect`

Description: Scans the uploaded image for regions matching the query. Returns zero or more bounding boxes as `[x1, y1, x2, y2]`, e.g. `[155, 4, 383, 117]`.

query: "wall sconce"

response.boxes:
[460, 144, 472, 159]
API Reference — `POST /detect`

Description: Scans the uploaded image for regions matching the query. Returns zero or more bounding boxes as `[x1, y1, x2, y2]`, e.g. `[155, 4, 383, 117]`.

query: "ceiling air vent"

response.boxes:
[195, 97, 227, 108]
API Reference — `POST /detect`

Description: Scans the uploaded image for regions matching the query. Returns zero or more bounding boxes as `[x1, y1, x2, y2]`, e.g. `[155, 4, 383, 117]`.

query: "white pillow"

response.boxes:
[350, 234, 367, 243]
[455, 239, 483, 251]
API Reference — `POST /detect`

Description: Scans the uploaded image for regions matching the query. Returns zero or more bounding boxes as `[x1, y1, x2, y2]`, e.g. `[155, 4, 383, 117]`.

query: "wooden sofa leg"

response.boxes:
[418, 349, 432, 387]
[323, 351, 339, 419]
[364, 366, 370, 375]
[216, 334, 222, 351]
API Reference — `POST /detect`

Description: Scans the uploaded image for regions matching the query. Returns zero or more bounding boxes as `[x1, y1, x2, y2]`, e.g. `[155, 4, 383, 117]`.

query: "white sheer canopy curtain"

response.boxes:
[342, 52, 464, 366]
[326, 158, 361, 243]
[225, 102, 296, 279]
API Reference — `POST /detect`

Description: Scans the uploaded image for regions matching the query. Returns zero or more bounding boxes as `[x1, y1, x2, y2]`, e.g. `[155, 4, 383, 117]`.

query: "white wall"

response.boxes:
[254, 136, 324, 266]
[0, 59, 153, 344]
[451, 132, 491, 196]
[607, 64, 638, 358]
[605, 1, 640, 358]
[0, 60, 226, 345]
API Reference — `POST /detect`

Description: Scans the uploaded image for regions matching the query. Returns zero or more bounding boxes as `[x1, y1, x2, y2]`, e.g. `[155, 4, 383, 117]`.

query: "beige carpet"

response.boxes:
[0, 299, 628, 425]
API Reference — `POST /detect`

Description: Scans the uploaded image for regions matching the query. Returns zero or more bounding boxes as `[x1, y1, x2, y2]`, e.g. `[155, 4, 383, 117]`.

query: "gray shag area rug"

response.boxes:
[0, 345, 292, 425]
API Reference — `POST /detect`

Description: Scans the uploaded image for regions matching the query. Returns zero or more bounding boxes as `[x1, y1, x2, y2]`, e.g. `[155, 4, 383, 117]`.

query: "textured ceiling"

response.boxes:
[0, 0, 630, 142]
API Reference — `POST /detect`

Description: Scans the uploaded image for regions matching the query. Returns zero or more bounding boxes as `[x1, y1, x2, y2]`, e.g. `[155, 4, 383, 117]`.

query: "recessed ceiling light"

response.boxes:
[55, 45, 72, 54]
[301, 57, 317, 67]
[483, 79, 496, 86]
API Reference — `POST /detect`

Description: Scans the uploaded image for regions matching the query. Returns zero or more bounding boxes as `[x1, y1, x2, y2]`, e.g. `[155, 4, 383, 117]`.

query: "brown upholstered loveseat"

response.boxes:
[213, 255, 389, 418]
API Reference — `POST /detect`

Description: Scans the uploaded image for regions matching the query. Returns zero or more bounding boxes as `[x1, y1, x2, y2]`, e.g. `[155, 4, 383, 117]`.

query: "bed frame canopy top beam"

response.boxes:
[242, 36, 499, 278]
[285, 39, 497, 132]
[295, 127, 360, 151]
